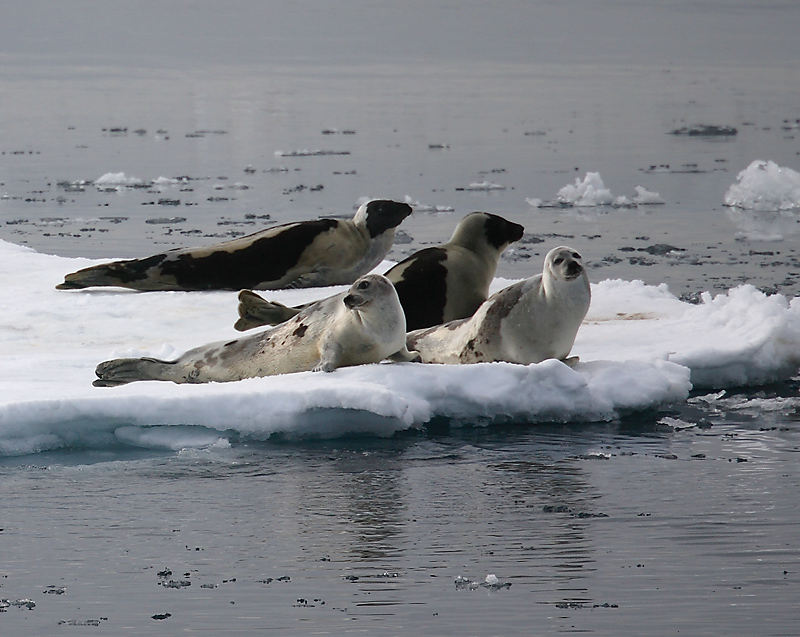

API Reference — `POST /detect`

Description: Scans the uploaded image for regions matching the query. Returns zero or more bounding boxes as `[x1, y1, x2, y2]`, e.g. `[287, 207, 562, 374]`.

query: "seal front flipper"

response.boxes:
[388, 347, 421, 363]
[93, 356, 178, 387]
[235, 290, 303, 331]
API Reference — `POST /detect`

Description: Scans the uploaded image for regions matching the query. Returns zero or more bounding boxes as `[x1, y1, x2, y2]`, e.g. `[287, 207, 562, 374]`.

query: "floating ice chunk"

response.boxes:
[556, 172, 614, 206]
[152, 176, 179, 186]
[460, 181, 506, 191]
[485, 574, 499, 585]
[724, 160, 800, 211]
[632, 185, 665, 205]
[403, 195, 454, 212]
[94, 172, 143, 187]
[525, 197, 542, 208]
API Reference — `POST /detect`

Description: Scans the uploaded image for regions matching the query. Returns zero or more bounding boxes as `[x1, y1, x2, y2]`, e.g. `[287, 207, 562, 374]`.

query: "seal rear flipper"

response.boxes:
[93, 356, 177, 387]
[57, 263, 133, 290]
[57, 254, 169, 291]
[235, 290, 303, 331]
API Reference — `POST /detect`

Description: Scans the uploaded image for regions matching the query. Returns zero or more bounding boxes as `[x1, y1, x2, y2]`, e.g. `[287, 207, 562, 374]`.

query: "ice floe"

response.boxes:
[0, 239, 799, 455]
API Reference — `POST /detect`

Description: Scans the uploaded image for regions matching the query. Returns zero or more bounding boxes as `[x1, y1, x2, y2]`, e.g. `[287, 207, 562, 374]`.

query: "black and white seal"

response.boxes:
[57, 199, 412, 291]
[234, 211, 525, 331]
[93, 274, 419, 386]
[406, 246, 590, 365]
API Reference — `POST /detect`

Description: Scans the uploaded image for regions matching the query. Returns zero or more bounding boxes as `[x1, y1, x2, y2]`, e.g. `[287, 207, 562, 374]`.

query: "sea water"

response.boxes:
[1, 1, 800, 634]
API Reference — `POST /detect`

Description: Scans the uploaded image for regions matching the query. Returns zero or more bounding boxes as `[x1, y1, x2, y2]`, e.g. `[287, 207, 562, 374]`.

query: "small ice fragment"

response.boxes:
[462, 181, 506, 191]
[485, 574, 499, 585]
[632, 185, 665, 205]
[94, 172, 143, 187]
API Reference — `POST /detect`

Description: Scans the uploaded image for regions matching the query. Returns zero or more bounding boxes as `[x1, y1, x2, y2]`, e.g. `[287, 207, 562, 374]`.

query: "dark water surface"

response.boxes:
[2, 1, 800, 634]
[2, 400, 800, 635]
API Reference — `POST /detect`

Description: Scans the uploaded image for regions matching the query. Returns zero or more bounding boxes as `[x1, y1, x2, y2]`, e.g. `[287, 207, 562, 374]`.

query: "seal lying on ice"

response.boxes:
[234, 211, 525, 331]
[406, 246, 590, 365]
[93, 274, 419, 386]
[58, 199, 412, 291]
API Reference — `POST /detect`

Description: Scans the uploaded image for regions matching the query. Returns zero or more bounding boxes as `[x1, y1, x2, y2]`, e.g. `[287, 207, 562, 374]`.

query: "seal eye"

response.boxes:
[553, 257, 564, 265]
[572, 252, 582, 260]
[357, 280, 371, 290]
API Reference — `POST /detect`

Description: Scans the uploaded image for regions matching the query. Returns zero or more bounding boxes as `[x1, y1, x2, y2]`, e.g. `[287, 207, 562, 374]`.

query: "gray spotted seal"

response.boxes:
[234, 211, 525, 331]
[406, 246, 590, 365]
[58, 199, 412, 291]
[93, 274, 419, 386]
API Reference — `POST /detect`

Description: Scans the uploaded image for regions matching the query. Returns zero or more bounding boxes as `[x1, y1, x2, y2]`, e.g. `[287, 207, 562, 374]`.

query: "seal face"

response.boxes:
[93, 274, 420, 386]
[234, 211, 524, 332]
[406, 246, 591, 366]
[57, 200, 412, 291]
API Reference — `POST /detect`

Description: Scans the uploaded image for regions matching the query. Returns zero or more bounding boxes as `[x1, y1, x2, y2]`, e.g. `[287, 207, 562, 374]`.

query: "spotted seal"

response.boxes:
[58, 199, 412, 291]
[93, 274, 419, 386]
[406, 246, 590, 365]
[234, 211, 524, 331]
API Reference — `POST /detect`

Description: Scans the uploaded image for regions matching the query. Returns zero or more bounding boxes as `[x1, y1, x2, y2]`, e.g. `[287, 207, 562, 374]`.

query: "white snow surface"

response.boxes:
[724, 160, 800, 211]
[2, 240, 800, 455]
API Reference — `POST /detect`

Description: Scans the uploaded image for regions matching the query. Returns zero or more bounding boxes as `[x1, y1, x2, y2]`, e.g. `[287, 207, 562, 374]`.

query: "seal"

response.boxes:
[57, 199, 412, 291]
[406, 246, 590, 365]
[93, 274, 420, 386]
[234, 211, 525, 331]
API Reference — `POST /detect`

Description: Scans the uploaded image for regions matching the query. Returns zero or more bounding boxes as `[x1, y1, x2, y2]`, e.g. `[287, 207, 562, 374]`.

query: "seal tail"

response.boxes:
[235, 290, 302, 331]
[93, 357, 177, 387]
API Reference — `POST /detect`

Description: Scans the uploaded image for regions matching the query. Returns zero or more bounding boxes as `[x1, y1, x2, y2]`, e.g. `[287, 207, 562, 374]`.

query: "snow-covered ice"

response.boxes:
[1, 239, 799, 455]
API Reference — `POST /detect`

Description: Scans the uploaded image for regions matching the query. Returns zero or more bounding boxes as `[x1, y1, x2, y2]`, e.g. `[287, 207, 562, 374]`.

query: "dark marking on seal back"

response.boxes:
[390, 247, 448, 330]
[485, 280, 526, 323]
[158, 219, 340, 290]
[293, 324, 308, 338]
[484, 214, 525, 249]
[364, 200, 413, 239]
[106, 253, 171, 284]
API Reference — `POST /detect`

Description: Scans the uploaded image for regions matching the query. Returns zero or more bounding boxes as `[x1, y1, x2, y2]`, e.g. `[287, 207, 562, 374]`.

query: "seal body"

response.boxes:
[406, 246, 590, 365]
[234, 211, 524, 331]
[93, 274, 419, 386]
[58, 200, 412, 291]
[390, 211, 524, 330]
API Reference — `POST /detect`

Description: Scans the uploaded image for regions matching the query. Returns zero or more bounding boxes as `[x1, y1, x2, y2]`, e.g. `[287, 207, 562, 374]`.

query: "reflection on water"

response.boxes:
[726, 206, 800, 242]
[1, 411, 798, 633]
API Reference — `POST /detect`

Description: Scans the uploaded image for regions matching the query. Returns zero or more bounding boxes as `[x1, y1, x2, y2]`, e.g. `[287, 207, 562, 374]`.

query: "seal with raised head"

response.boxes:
[57, 199, 412, 291]
[234, 211, 525, 331]
[406, 246, 590, 365]
[93, 274, 420, 386]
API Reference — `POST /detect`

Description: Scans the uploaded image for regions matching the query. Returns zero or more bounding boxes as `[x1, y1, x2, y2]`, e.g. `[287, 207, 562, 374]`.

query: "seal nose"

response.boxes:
[566, 260, 583, 277]
[344, 293, 363, 309]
